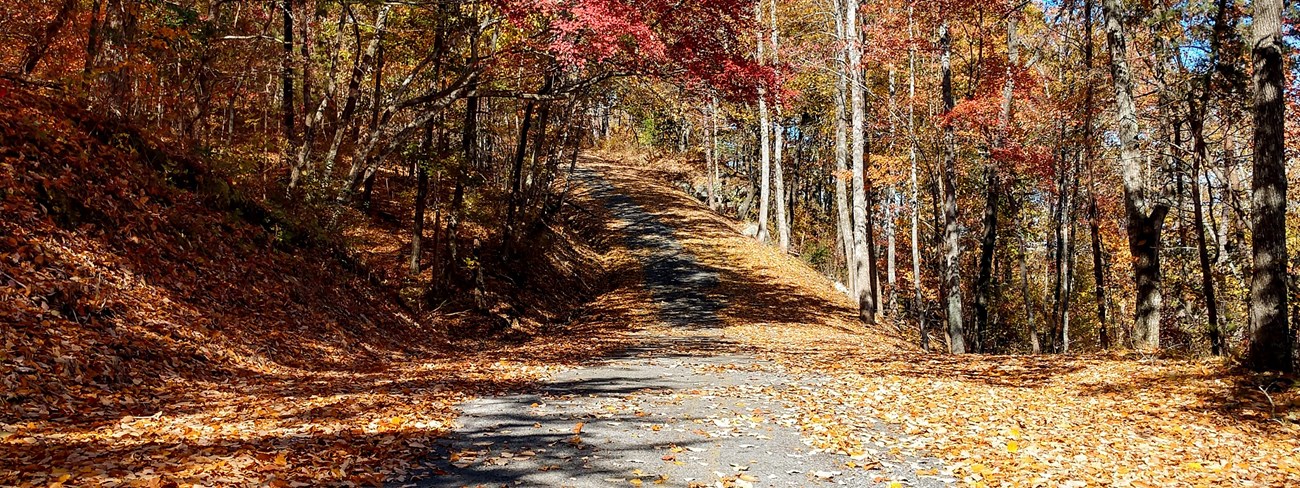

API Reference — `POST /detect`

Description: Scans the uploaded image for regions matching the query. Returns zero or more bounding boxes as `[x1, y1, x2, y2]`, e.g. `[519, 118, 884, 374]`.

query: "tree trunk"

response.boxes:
[908, 5, 928, 350]
[887, 196, 897, 317]
[834, 0, 856, 296]
[1188, 94, 1223, 355]
[291, 6, 347, 189]
[1101, 0, 1169, 351]
[300, 0, 313, 135]
[867, 188, 882, 316]
[973, 170, 999, 353]
[708, 96, 720, 211]
[1021, 222, 1040, 354]
[756, 1, 772, 244]
[410, 124, 433, 275]
[1082, 0, 1109, 350]
[446, 93, 477, 285]
[770, 0, 791, 252]
[359, 37, 388, 208]
[504, 99, 537, 249]
[1060, 160, 1081, 352]
[85, 0, 104, 75]
[974, 9, 1018, 353]
[939, 22, 966, 353]
[1247, 0, 1291, 372]
[848, 0, 876, 324]
[773, 133, 789, 251]
[280, 0, 296, 167]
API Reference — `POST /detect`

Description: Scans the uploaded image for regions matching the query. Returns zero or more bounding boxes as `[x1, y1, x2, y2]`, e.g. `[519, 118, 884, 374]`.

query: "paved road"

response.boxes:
[407, 167, 948, 488]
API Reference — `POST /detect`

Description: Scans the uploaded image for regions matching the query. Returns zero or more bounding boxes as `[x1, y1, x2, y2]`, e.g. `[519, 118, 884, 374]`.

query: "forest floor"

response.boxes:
[413, 154, 1300, 488]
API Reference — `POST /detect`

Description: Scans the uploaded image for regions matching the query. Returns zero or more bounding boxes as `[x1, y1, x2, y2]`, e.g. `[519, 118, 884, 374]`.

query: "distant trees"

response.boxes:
[617, 0, 1293, 367]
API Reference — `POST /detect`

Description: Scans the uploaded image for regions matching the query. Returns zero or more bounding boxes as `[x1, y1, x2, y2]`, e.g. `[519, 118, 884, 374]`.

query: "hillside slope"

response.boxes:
[0, 88, 639, 486]
[1, 89, 434, 420]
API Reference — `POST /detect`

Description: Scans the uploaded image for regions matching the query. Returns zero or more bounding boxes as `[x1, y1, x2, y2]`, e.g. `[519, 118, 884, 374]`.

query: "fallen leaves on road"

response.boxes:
[586, 156, 1300, 487]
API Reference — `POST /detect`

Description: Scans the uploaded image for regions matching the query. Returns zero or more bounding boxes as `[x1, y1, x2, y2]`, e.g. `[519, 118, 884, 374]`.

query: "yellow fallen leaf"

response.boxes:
[1007, 440, 1019, 453]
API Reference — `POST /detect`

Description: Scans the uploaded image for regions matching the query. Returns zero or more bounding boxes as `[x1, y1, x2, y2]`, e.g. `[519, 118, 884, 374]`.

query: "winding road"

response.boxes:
[409, 161, 947, 488]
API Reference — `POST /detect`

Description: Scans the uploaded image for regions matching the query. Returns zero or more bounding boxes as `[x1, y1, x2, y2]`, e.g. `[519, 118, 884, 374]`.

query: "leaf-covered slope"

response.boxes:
[0, 87, 437, 423]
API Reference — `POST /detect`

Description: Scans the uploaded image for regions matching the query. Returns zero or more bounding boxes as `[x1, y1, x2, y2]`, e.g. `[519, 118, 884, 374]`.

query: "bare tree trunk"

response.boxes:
[291, 6, 347, 189]
[885, 67, 899, 318]
[773, 123, 789, 248]
[756, 0, 772, 243]
[708, 96, 720, 211]
[280, 0, 296, 168]
[773, 125, 789, 251]
[411, 124, 433, 275]
[848, 0, 876, 324]
[1082, 0, 1110, 350]
[908, 5, 928, 350]
[770, 0, 791, 252]
[1247, 0, 1291, 372]
[939, 21, 966, 353]
[1102, 0, 1169, 351]
[887, 198, 897, 316]
[98, 0, 136, 114]
[505, 100, 537, 249]
[1060, 158, 1081, 352]
[973, 171, 999, 353]
[867, 187, 882, 315]
[834, 0, 856, 296]
[445, 14, 480, 282]
[1188, 94, 1223, 355]
[300, 0, 313, 131]
[1021, 221, 1040, 354]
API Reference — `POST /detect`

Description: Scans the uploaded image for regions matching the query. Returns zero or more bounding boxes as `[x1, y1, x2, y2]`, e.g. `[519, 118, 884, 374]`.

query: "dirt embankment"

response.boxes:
[0, 87, 642, 486]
